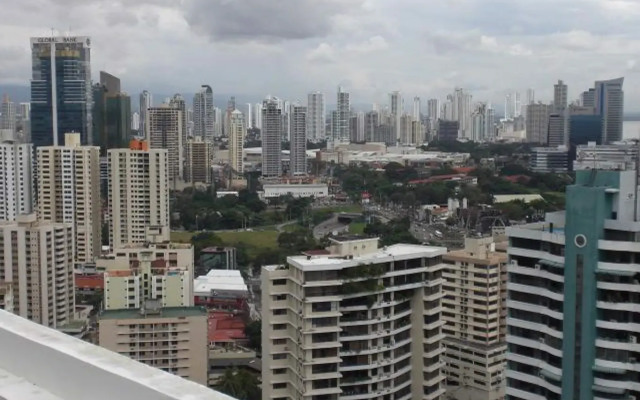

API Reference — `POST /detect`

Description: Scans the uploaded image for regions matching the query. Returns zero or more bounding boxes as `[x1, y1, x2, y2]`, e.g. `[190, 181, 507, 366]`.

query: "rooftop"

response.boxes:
[0, 310, 234, 400]
[100, 307, 208, 320]
[194, 270, 248, 295]
[208, 312, 246, 343]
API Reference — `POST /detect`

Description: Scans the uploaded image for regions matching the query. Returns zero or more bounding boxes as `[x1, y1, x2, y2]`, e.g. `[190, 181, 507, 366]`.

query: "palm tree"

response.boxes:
[216, 368, 260, 400]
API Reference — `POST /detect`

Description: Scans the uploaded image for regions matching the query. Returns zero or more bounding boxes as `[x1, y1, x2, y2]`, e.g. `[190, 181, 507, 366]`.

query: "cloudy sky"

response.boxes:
[1, 0, 639, 110]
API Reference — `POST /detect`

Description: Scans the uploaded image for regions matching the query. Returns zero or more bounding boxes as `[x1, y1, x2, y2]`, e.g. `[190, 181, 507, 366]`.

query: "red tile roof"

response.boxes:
[453, 167, 475, 174]
[208, 311, 246, 343]
[75, 274, 104, 289]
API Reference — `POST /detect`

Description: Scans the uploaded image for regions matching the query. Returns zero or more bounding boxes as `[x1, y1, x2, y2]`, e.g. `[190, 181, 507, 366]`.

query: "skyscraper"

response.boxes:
[289, 104, 307, 176]
[261, 98, 282, 178]
[553, 80, 568, 111]
[506, 165, 640, 400]
[245, 103, 252, 129]
[413, 96, 421, 120]
[0, 139, 34, 221]
[131, 111, 140, 131]
[333, 86, 350, 143]
[525, 103, 550, 144]
[306, 92, 326, 141]
[547, 113, 567, 147]
[254, 102, 263, 130]
[390, 91, 403, 141]
[228, 109, 245, 178]
[169, 94, 187, 158]
[427, 98, 440, 133]
[139, 90, 153, 137]
[147, 105, 183, 183]
[0, 214, 74, 328]
[93, 72, 131, 155]
[30, 36, 92, 147]
[184, 136, 212, 185]
[193, 85, 214, 142]
[364, 110, 379, 142]
[0, 95, 16, 135]
[595, 77, 624, 144]
[108, 142, 170, 248]
[449, 88, 472, 139]
[526, 88, 535, 105]
[485, 105, 495, 141]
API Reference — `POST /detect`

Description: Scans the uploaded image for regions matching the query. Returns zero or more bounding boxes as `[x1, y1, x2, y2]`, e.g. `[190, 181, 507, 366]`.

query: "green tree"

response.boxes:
[216, 368, 260, 400]
[191, 232, 224, 260]
[244, 320, 261, 352]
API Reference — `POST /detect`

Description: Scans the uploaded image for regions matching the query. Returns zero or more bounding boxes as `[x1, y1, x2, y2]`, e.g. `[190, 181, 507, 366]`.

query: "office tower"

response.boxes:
[139, 90, 153, 137]
[290, 104, 307, 176]
[513, 91, 522, 118]
[99, 304, 208, 385]
[413, 96, 421, 120]
[547, 113, 567, 147]
[0, 140, 34, 221]
[526, 89, 535, 105]
[184, 137, 212, 185]
[0, 95, 16, 135]
[246, 103, 252, 129]
[307, 92, 325, 141]
[30, 36, 92, 147]
[229, 109, 245, 178]
[0, 214, 74, 328]
[506, 166, 640, 400]
[581, 88, 596, 108]
[192, 85, 214, 141]
[525, 103, 550, 144]
[553, 80, 568, 111]
[390, 91, 403, 141]
[261, 97, 283, 178]
[595, 77, 624, 144]
[131, 111, 140, 131]
[365, 110, 379, 142]
[261, 236, 447, 400]
[254, 102, 263, 130]
[168, 94, 187, 158]
[108, 143, 169, 248]
[334, 86, 350, 143]
[427, 99, 440, 132]
[98, 241, 194, 310]
[37, 133, 101, 263]
[443, 237, 507, 400]
[147, 105, 183, 183]
[438, 119, 460, 141]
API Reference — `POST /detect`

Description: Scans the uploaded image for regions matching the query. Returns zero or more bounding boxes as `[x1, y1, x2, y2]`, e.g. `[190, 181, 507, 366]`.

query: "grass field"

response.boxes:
[171, 229, 280, 254]
[348, 222, 367, 234]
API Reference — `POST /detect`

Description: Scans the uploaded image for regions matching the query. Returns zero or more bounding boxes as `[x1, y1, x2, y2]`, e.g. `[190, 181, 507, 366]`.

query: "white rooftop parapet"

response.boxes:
[0, 310, 235, 400]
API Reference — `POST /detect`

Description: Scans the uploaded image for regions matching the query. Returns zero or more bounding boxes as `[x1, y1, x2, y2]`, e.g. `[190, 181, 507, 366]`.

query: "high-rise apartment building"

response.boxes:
[547, 113, 567, 147]
[307, 92, 326, 141]
[184, 136, 212, 185]
[526, 89, 535, 105]
[525, 103, 550, 144]
[193, 85, 215, 141]
[245, 103, 252, 129]
[261, 236, 447, 400]
[442, 237, 507, 400]
[553, 80, 568, 111]
[333, 86, 350, 143]
[132, 111, 140, 131]
[147, 105, 183, 183]
[390, 91, 403, 141]
[427, 99, 440, 133]
[30, 36, 92, 147]
[365, 110, 380, 142]
[448, 89, 472, 139]
[506, 166, 640, 400]
[0, 139, 34, 221]
[595, 77, 624, 144]
[290, 104, 307, 176]
[169, 94, 188, 159]
[108, 142, 170, 248]
[261, 98, 283, 178]
[139, 90, 153, 137]
[254, 102, 263, 130]
[37, 133, 101, 263]
[0, 94, 16, 135]
[0, 214, 74, 328]
[229, 109, 245, 179]
[413, 96, 421, 121]
[99, 304, 209, 385]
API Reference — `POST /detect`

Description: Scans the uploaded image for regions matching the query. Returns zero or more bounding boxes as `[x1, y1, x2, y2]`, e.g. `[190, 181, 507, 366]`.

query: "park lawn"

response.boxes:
[171, 229, 280, 257]
[171, 231, 195, 243]
[349, 222, 366, 234]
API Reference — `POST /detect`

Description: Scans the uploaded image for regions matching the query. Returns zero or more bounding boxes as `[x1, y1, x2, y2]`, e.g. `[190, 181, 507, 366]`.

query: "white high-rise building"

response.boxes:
[290, 104, 307, 176]
[553, 80, 568, 111]
[0, 95, 16, 135]
[37, 133, 101, 263]
[448, 88, 472, 138]
[261, 236, 447, 400]
[168, 94, 188, 159]
[333, 86, 350, 143]
[246, 103, 253, 129]
[413, 96, 421, 120]
[595, 77, 624, 144]
[139, 90, 153, 137]
[526, 88, 535, 105]
[442, 237, 507, 400]
[107, 144, 170, 248]
[504, 93, 513, 120]
[192, 85, 215, 141]
[307, 92, 326, 141]
[0, 139, 34, 221]
[0, 214, 74, 328]
[427, 98, 440, 132]
[254, 102, 263, 130]
[131, 111, 140, 131]
[513, 91, 522, 118]
[261, 97, 282, 178]
[229, 109, 245, 178]
[147, 105, 183, 183]
[213, 107, 223, 137]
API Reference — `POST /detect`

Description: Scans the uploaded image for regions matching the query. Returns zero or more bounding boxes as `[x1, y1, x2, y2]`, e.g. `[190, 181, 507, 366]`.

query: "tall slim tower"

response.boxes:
[139, 90, 153, 137]
[413, 96, 421, 120]
[254, 103, 263, 130]
[427, 98, 440, 132]
[169, 94, 187, 158]
[289, 104, 307, 176]
[147, 105, 183, 184]
[37, 133, 101, 263]
[228, 109, 245, 178]
[93, 72, 131, 155]
[594, 77, 624, 144]
[108, 143, 169, 248]
[193, 85, 214, 141]
[0, 139, 34, 221]
[554, 80, 568, 111]
[390, 91, 403, 142]
[30, 36, 92, 147]
[306, 92, 326, 141]
[334, 86, 350, 143]
[0, 95, 16, 135]
[245, 103, 253, 129]
[261, 98, 282, 178]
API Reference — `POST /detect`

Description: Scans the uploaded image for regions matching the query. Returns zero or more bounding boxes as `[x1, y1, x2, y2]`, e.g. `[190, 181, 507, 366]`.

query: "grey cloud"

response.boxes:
[183, 0, 364, 42]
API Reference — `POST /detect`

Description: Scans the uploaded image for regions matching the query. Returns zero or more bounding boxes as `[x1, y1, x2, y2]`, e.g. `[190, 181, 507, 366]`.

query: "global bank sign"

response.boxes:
[31, 36, 91, 47]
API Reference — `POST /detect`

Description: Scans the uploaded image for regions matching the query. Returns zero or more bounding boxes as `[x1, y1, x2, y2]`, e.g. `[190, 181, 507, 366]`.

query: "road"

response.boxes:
[313, 215, 348, 239]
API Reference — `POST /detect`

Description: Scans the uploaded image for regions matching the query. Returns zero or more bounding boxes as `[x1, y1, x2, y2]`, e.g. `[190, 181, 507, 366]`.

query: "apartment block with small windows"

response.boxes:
[261, 236, 448, 400]
[98, 302, 208, 385]
[442, 236, 508, 400]
[0, 139, 34, 221]
[184, 136, 213, 185]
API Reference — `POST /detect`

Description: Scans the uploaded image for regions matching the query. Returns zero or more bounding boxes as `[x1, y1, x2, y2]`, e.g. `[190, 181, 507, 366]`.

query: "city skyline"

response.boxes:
[1, 1, 640, 110]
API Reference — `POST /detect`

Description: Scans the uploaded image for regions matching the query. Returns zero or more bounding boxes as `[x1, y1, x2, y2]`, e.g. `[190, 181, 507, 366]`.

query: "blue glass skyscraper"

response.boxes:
[30, 36, 92, 147]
